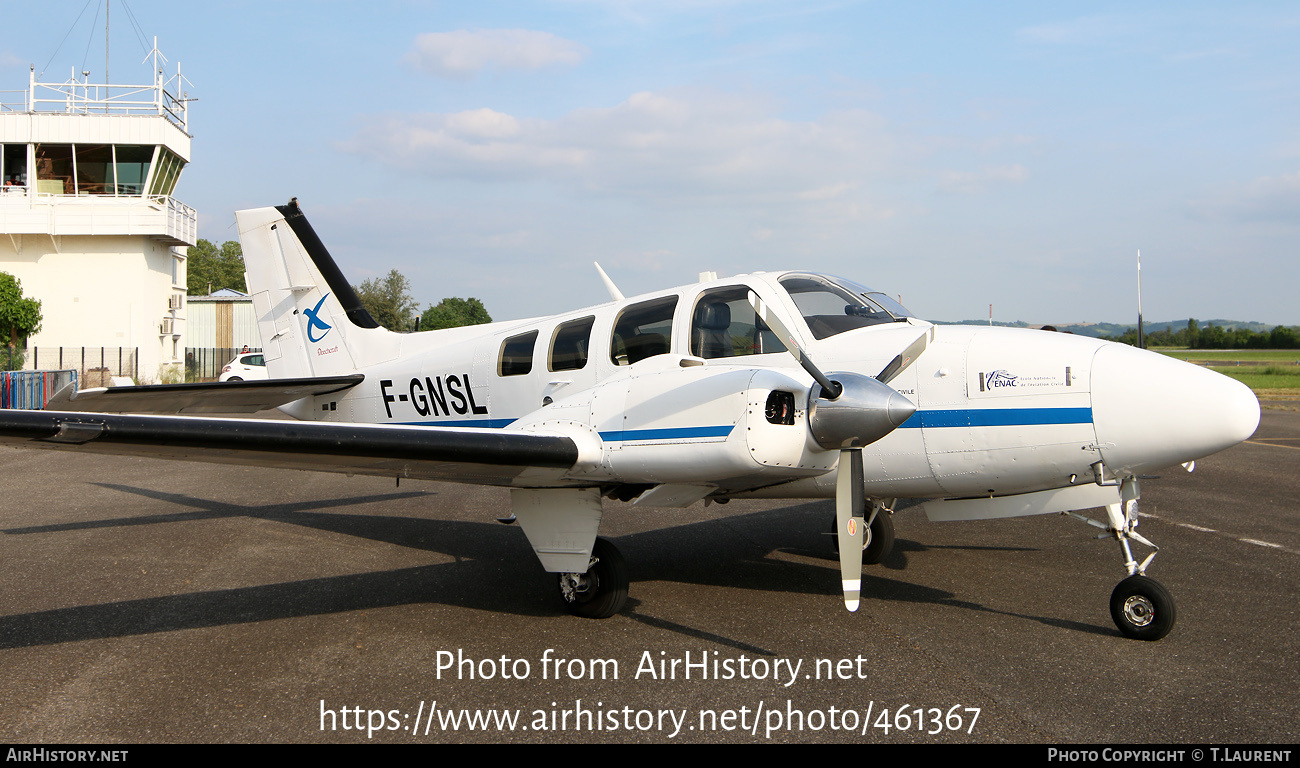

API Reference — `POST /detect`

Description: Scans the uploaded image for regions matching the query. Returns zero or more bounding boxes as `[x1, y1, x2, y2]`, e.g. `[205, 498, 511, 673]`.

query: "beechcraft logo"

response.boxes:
[303, 294, 333, 343]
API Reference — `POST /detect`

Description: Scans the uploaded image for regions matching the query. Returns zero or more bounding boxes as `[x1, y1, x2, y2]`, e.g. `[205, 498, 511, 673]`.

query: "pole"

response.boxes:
[1136, 249, 1144, 349]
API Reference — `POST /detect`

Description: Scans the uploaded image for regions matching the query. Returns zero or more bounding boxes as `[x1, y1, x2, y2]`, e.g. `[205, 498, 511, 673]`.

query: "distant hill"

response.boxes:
[931, 319, 1289, 338]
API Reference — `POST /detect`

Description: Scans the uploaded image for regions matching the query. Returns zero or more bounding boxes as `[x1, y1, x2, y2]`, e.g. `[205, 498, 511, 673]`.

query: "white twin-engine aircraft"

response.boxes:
[0, 200, 1260, 641]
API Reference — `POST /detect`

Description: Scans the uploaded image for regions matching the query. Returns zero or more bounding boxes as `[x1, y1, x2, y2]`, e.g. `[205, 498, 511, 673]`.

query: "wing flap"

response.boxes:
[45, 375, 365, 414]
[0, 410, 581, 487]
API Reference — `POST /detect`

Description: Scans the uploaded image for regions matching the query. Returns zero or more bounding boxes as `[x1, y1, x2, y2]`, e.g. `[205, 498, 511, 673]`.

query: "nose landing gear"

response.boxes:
[1066, 475, 1176, 641]
[1111, 574, 1176, 641]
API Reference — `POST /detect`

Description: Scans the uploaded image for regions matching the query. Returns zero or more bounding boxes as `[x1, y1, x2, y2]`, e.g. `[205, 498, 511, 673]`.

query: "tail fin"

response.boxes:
[236, 199, 401, 378]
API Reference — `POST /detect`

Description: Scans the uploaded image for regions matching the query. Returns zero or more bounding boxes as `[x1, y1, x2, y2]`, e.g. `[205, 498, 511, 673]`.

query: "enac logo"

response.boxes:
[303, 294, 333, 343]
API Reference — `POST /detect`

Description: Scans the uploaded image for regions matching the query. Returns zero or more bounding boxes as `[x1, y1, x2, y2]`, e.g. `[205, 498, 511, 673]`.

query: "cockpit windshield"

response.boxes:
[778, 273, 914, 340]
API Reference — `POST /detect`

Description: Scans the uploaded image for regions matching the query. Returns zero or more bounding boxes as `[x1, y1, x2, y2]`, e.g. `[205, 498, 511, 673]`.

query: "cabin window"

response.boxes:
[690, 286, 787, 359]
[779, 274, 902, 340]
[550, 316, 595, 371]
[611, 296, 677, 365]
[498, 330, 539, 376]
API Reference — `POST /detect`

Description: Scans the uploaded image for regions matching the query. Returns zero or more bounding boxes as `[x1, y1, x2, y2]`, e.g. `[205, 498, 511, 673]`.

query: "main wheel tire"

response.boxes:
[227, 376, 243, 382]
[1110, 574, 1176, 641]
[863, 511, 895, 565]
[830, 512, 895, 564]
[558, 537, 628, 619]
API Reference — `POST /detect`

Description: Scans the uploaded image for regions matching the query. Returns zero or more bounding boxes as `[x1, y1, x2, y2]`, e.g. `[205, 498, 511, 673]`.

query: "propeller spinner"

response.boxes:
[748, 292, 922, 611]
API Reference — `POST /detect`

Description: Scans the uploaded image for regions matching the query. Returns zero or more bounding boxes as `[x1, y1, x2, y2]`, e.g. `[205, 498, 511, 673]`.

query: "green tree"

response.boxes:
[1269, 325, 1299, 349]
[187, 239, 246, 295]
[421, 297, 492, 331]
[0, 272, 41, 370]
[353, 269, 420, 331]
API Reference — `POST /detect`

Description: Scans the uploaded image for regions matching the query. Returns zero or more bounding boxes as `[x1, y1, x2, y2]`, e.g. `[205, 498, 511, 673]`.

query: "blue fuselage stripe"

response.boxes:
[402, 418, 519, 429]
[898, 407, 1093, 429]
[399, 409, 1091, 435]
[399, 421, 736, 442]
[600, 426, 735, 442]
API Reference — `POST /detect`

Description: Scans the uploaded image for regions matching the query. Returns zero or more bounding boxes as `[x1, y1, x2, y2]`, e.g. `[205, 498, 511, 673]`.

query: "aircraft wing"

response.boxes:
[0, 409, 581, 487]
[44, 375, 365, 414]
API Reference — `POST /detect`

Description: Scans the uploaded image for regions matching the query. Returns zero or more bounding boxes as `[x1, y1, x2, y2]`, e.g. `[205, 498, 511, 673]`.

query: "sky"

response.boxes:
[3, 1, 1298, 326]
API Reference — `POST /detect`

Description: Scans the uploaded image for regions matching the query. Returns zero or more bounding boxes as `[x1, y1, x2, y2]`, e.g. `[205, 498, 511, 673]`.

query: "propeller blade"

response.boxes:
[748, 291, 842, 398]
[836, 448, 866, 611]
[875, 330, 928, 384]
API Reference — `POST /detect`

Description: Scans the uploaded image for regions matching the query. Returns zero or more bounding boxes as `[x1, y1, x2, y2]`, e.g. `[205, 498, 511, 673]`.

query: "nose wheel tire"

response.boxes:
[1110, 574, 1176, 641]
[557, 537, 628, 619]
[829, 511, 895, 564]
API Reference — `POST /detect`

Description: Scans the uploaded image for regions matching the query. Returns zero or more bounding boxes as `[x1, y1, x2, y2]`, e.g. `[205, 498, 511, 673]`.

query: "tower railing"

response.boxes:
[0, 43, 191, 134]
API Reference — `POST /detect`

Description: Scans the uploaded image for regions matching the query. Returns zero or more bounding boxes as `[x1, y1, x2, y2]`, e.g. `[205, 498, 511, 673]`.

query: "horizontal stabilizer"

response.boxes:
[44, 375, 365, 415]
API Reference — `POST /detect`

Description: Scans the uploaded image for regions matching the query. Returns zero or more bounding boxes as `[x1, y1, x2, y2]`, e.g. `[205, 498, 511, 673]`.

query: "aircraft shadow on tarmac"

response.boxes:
[0, 484, 1114, 648]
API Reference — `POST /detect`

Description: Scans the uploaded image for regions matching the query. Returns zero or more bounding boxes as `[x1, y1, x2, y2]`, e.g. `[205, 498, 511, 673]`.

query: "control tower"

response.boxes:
[0, 44, 195, 382]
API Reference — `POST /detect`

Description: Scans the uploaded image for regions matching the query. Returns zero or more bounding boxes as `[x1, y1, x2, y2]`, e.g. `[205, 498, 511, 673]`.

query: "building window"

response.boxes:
[34, 144, 74, 195]
[148, 148, 185, 197]
[1, 144, 28, 189]
[114, 145, 154, 195]
[73, 144, 114, 195]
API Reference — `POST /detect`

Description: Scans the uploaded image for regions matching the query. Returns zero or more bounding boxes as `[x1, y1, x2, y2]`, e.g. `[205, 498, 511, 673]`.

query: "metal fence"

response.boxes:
[186, 347, 261, 382]
[17, 347, 139, 387]
[0, 370, 78, 409]
[0, 347, 263, 385]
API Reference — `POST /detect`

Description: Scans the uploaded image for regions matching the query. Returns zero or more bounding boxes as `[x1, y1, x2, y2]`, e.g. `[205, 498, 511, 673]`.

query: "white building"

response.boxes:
[184, 288, 261, 380]
[0, 50, 195, 382]
[186, 288, 260, 349]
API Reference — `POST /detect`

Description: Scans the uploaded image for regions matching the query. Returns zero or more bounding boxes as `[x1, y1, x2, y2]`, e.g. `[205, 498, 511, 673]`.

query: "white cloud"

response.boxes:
[404, 29, 586, 78]
[1193, 171, 1300, 225]
[346, 89, 905, 205]
[1016, 15, 1136, 46]
[938, 164, 1029, 195]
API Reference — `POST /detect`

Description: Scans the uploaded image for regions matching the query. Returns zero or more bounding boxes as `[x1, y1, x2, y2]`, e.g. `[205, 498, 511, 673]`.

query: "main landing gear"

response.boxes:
[558, 537, 628, 619]
[1066, 474, 1176, 641]
[830, 499, 896, 564]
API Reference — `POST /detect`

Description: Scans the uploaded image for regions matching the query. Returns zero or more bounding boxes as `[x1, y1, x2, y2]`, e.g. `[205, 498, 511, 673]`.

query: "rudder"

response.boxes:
[236, 199, 401, 379]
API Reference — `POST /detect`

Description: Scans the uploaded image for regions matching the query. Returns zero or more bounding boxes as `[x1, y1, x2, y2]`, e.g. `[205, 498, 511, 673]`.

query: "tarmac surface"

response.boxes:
[0, 406, 1296, 743]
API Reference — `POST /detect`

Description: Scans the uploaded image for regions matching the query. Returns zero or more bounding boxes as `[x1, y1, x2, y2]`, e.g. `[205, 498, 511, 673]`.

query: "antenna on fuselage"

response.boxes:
[594, 262, 625, 302]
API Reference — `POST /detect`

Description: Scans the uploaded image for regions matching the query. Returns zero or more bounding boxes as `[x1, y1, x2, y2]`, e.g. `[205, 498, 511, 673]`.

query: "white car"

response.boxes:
[219, 352, 269, 382]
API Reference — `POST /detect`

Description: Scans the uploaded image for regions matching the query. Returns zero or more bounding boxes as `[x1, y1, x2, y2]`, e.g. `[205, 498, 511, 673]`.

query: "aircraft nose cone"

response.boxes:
[1091, 343, 1260, 474]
